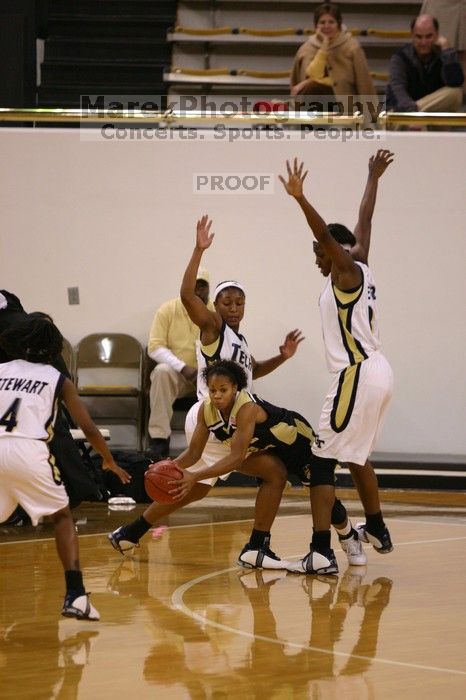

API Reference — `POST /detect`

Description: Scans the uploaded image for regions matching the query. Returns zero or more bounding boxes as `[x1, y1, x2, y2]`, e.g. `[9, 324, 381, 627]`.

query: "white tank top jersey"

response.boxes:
[319, 262, 382, 373]
[0, 359, 65, 441]
[196, 321, 253, 399]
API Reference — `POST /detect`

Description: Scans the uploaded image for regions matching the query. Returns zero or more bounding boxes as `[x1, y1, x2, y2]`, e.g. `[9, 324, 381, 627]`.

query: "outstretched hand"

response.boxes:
[196, 215, 215, 250]
[279, 158, 308, 198]
[368, 149, 394, 179]
[279, 329, 305, 359]
[102, 461, 132, 485]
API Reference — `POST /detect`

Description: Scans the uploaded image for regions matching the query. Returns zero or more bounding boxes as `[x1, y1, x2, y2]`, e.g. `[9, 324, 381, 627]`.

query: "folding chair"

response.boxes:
[75, 333, 144, 450]
[61, 337, 75, 381]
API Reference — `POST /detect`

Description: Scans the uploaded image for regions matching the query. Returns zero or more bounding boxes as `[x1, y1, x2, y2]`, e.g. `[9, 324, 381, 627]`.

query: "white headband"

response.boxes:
[214, 280, 246, 301]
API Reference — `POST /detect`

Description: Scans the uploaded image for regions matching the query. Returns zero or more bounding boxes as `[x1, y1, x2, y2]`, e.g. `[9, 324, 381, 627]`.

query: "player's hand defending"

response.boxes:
[103, 461, 132, 484]
[196, 215, 215, 250]
[279, 158, 308, 198]
[169, 470, 196, 501]
[368, 149, 394, 179]
[279, 329, 305, 359]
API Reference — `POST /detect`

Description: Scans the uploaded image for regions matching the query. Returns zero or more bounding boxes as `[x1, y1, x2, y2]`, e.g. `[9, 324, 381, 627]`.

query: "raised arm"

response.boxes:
[180, 215, 222, 344]
[279, 158, 328, 240]
[351, 149, 394, 264]
[279, 158, 361, 290]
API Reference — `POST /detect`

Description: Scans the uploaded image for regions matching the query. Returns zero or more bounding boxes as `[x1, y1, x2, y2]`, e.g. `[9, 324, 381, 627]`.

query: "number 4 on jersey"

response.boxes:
[0, 397, 21, 432]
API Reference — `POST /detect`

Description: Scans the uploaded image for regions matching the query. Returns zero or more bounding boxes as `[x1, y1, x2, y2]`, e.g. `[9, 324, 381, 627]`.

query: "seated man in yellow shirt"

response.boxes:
[147, 269, 212, 460]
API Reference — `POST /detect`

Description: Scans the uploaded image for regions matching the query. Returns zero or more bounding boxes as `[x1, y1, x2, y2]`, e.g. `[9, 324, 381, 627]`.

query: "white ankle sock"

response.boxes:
[334, 520, 352, 538]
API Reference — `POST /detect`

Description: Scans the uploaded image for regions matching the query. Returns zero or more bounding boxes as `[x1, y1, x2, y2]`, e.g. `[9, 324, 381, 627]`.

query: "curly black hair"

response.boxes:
[0, 314, 63, 364]
[328, 223, 356, 246]
[202, 359, 248, 390]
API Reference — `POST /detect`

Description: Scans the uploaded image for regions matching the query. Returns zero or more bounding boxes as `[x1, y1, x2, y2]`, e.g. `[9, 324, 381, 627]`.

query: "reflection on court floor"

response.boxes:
[1, 501, 466, 699]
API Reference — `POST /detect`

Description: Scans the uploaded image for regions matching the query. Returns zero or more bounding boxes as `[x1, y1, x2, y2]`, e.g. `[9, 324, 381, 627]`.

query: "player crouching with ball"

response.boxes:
[110, 359, 357, 574]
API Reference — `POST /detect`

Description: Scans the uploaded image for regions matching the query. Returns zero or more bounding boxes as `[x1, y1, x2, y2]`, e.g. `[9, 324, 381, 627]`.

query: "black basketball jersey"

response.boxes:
[203, 389, 315, 479]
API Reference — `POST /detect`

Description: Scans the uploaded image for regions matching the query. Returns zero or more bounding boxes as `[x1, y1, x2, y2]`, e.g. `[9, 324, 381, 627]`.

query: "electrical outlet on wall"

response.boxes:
[67, 287, 80, 305]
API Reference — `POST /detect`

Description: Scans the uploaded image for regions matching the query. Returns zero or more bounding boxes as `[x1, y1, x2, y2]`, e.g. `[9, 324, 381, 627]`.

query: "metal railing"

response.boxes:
[0, 107, 363, 127]
[0, 108, 465, 129]
[378, 110, 466, 128]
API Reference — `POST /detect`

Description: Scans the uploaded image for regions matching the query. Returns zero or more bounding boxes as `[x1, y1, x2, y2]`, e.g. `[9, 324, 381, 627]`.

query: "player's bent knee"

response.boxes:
[309, 455, 337, 487]
[268, 462, 287, 487]
[188, 483, 212, 501]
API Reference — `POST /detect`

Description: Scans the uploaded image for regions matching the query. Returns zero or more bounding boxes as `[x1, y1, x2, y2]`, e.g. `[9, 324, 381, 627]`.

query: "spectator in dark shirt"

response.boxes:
[386, 14, 464, 112]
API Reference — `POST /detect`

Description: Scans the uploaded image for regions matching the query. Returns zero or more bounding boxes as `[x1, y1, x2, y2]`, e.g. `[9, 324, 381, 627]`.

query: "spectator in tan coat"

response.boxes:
[290, 2, 376, 102]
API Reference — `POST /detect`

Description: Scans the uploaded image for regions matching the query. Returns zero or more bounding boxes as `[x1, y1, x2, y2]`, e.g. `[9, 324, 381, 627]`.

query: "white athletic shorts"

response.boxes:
[0, 438, 69, 526]
[185, 400, 231, 486]
[312, 352, 394, 466]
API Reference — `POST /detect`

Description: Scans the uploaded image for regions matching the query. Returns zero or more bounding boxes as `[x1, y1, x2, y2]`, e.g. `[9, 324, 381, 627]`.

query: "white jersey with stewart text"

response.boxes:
[196, 321, 253, 398]
[319, 262, 382, 373]
[0, 359, 64, 441]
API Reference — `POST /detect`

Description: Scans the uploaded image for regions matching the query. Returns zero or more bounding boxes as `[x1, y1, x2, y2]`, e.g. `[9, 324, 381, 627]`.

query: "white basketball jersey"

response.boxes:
[0, 359, 64, 440]
[196, 321, 253, 398]
[319, 262, 381, 373]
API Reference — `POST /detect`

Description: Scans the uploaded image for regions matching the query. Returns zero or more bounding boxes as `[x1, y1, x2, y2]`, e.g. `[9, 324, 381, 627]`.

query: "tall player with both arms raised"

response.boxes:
[281, 150, 395, 574]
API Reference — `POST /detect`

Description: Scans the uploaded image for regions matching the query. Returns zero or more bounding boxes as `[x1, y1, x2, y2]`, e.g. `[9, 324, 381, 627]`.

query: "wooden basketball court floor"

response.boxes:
[1, 488, 466, 700]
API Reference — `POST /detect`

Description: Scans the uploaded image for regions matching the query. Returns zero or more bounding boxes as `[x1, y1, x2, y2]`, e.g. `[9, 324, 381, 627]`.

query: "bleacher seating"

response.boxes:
[36, 1, 443, 107]
[38, 0, 178, 108]
[166, 0, 422, 98]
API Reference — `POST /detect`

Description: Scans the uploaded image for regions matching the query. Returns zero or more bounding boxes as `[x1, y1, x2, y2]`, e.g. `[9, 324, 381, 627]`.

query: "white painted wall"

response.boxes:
[1, 128, 465, 456]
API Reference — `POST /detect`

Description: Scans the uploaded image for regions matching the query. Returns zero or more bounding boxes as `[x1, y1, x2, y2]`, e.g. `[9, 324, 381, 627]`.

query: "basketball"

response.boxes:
[144, 460, 183, 504]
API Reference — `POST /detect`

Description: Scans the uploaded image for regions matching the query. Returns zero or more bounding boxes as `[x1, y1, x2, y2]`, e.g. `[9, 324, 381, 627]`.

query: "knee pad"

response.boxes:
[309, 455, 337, 487]
[331, 498, 347, 525]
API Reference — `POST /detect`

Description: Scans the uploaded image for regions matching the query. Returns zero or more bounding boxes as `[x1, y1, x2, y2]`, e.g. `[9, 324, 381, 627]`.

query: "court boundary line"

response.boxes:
[171, 562, 466, 677]
[1, 514, 465, 546]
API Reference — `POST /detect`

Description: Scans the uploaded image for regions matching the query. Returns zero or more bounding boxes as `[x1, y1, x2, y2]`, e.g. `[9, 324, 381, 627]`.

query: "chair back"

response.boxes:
[61, 337, 75, 381]
[75, 333, 144, 449]
[76, 333, 142, 372]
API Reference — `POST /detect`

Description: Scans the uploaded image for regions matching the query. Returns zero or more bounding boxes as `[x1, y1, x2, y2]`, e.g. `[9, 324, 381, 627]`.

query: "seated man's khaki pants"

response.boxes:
[416, 86, 463, 112]
[149, 363, 196, 439]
